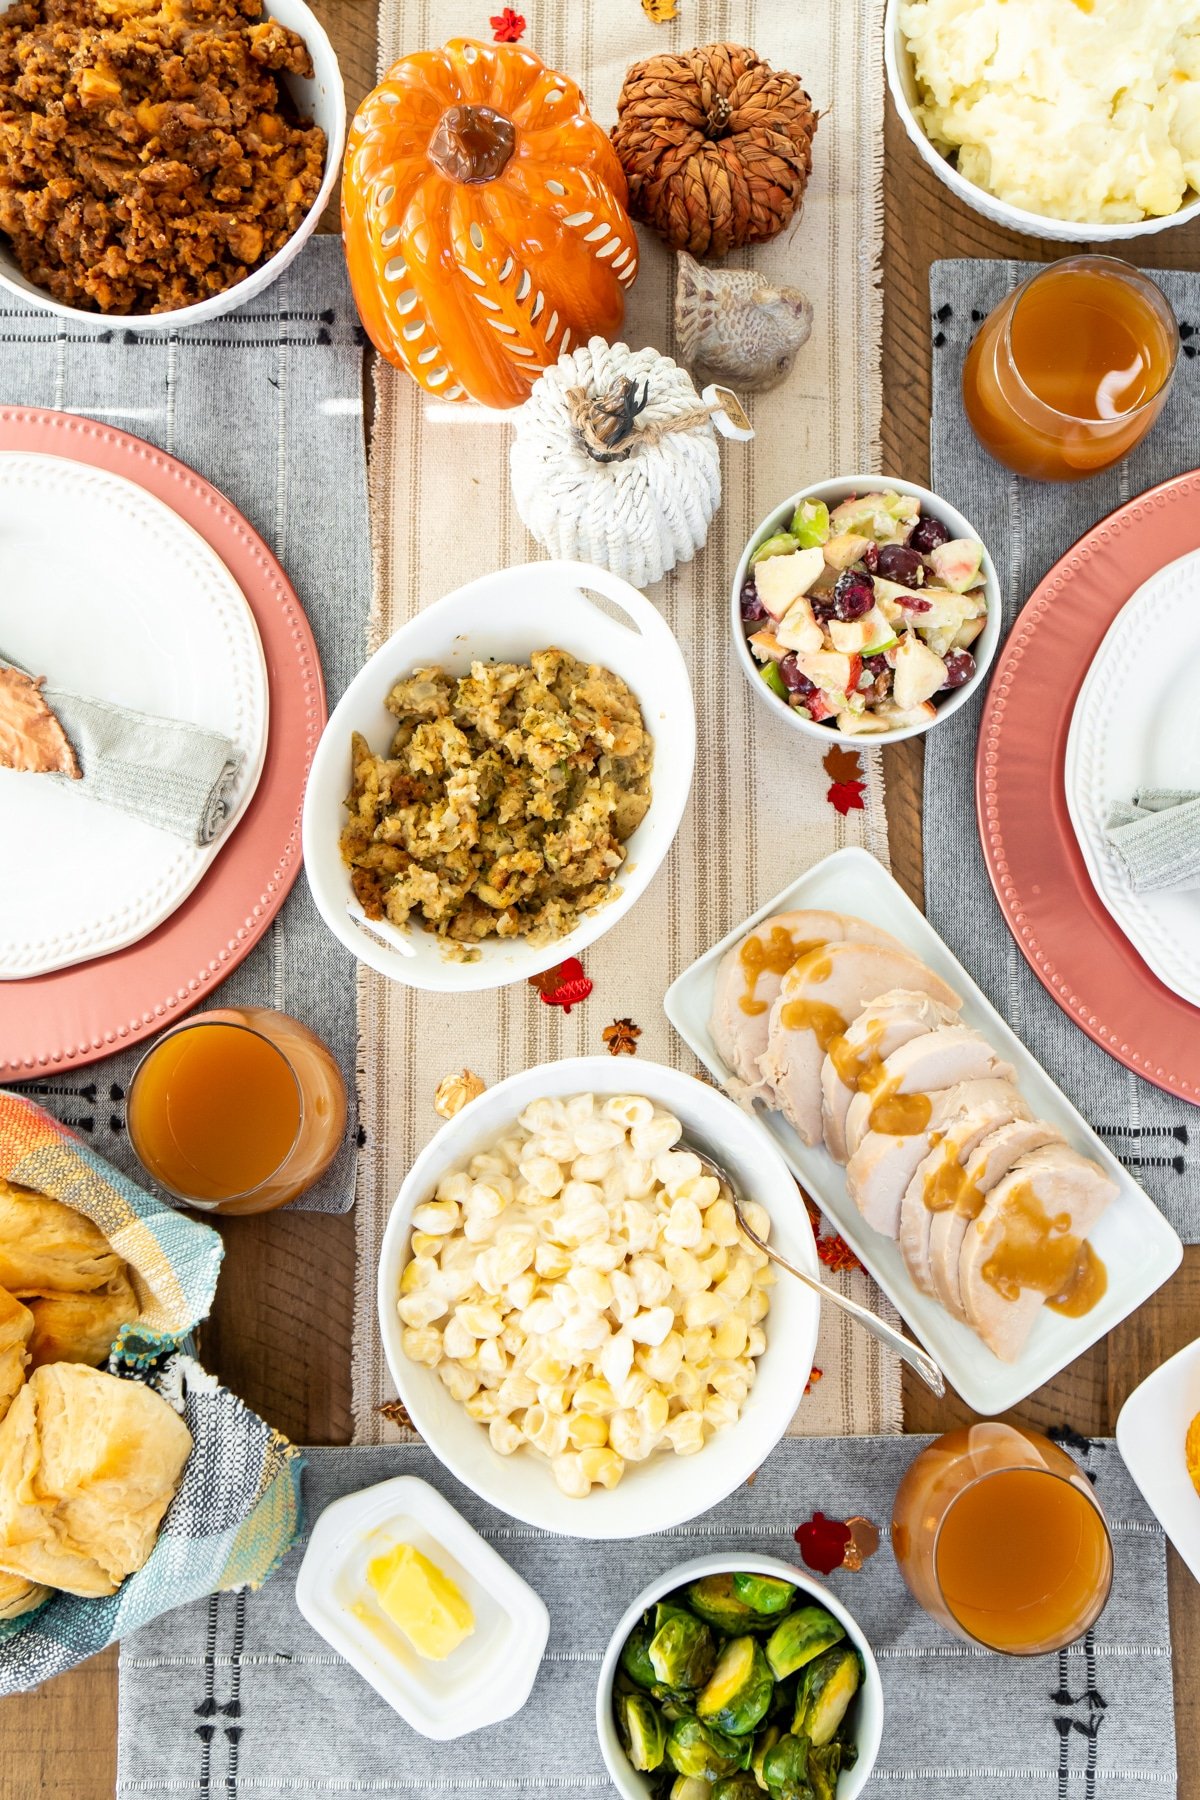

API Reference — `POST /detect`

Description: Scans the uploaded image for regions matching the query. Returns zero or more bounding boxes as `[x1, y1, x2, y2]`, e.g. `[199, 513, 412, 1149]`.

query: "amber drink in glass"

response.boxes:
[892, 1422, 1113, 1656]
[127, 1007, 347, 1214]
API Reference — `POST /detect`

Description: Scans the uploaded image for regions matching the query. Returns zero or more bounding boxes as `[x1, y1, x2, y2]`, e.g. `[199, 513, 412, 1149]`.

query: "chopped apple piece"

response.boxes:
[777, 595, 824, 653]
[892, 635, 949, 708]
[829, 605, 897, 655]
[836, 709, 893, 735]
[795, 648, 855, 693]
[822, 532, 872, 570]
[929, 538, 985, 593]
[951, 614, 986, 650]
[748, 629, 787, 663]
[753, 547, 826, 619]
[875, 699, 938, 729]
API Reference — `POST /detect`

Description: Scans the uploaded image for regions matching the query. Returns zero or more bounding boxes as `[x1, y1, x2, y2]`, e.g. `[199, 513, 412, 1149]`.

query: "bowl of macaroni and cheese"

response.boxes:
[377, 1058, 821, 1539]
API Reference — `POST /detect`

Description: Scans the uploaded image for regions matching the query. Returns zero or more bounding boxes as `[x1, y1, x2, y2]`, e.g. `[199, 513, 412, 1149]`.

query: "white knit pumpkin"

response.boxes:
[509, 337, 722, 587]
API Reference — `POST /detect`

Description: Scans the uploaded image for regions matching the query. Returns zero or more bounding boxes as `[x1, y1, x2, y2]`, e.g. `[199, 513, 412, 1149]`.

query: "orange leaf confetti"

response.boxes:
[803, 1189, 863, 1272]
[490, 7, 525, 40]
[642, 0, 678, 17]
[378, 1398, 415, 1432]
[822, 743, 862, 784]
[602, 1017, 642, 1056]
[803, 1364, 824, 1396]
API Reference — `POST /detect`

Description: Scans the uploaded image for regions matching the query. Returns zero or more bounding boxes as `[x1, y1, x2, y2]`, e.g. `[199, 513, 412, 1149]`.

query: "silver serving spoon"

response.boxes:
[686, 1139, 946, 1398]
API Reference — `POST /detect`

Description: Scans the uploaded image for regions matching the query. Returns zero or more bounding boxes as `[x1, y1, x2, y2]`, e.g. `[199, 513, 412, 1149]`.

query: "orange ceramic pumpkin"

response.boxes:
[342, 38, 640, 410]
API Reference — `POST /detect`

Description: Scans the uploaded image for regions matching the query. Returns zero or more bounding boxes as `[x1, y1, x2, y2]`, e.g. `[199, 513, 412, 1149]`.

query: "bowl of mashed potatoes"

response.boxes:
[886, 0, 1200, 239]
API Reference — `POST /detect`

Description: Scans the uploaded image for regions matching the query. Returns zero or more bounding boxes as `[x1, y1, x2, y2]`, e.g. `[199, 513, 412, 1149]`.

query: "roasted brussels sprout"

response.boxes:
[792, 1645, 862, 1747]
[653, 1683, 698, 1721]
[713, 1778, 763, 1800]
[652, 1604, 717, 1692]
[731, 1574, 796, 1619]
[761, 1732, 813, 1800]
[697, 1637, 776, 1737]
[807, 1743, 843, 1800]
[685, 1574, 772, 1634]
[751, 1723, 783, 1790]
[670, 1781, 715, 1800]
[666, 1717, 752, 1782]
[765, 1606, 846, 1680]
[620, 1615, 657, 1690]
[616, 1691, 665, 1772]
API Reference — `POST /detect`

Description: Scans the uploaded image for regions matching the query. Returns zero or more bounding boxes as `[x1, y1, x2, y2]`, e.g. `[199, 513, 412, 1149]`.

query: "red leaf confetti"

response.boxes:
[490, 7, 526, 39]
[826, 777, 866, 816]
[529, 957, 592, 1013]
[795, 1511, 852, 1575]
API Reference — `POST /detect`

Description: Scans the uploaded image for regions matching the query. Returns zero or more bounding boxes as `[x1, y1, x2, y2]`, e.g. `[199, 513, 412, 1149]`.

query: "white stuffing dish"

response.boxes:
[665, 847, 1182, 1416]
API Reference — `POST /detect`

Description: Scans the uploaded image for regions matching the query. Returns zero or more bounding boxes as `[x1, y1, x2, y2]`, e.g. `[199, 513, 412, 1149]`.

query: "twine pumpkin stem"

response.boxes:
[566, 377, 716, 463]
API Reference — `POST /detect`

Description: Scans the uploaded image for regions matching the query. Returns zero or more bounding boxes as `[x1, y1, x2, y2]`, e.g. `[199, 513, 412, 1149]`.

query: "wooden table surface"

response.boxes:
[3, 4, 1197, 1793]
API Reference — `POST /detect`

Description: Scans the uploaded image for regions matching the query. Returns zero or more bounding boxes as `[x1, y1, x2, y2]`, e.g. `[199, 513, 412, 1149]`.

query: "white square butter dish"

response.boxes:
[294, 1474, 549, 1740]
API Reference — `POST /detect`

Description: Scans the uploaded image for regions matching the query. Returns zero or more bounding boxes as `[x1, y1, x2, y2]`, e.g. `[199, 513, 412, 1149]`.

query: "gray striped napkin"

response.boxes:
[925, 260, 1200, 1241]
[0, 237, 370, 1213]
[116, 1434, 1175, 1799]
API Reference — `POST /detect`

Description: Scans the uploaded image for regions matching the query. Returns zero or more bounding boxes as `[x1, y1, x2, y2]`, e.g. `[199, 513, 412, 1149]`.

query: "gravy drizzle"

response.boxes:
[981, 1180, 1108, 1316]
[738, 931, 825, 1017]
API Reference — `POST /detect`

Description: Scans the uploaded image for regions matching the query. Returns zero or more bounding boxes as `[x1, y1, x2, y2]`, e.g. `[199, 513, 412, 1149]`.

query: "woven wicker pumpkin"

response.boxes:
[610, 42, 817, 258]
[342, 38, 639, 410]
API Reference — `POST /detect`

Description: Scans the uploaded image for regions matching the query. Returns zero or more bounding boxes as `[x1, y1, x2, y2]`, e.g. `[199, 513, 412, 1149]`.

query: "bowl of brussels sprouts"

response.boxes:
[597, 1553, 882, 1800]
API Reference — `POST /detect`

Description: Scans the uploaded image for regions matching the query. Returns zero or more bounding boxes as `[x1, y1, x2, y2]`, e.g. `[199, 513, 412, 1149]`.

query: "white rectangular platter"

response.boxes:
[664, 846, 1182, 1415]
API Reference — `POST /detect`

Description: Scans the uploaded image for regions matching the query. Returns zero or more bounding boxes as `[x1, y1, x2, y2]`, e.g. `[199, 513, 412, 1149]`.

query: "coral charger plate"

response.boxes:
[0, 408, 325, 1075]
[976, 468, 1200, 1102]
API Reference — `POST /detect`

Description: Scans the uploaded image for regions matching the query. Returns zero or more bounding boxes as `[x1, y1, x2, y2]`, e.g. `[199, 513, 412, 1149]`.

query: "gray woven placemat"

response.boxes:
[0, 237, 369, 1213]
[926, 259, 1200, 1241]
[116, 1435, 1175, 1799]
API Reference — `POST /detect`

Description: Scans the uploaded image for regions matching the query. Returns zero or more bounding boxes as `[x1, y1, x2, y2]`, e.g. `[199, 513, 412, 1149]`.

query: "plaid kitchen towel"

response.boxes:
[117, 1434, 1176, 1798]
[926, 260, 1200, 1240]
[0, 1092, 302, 1695]
[0, 236, 369, 1214]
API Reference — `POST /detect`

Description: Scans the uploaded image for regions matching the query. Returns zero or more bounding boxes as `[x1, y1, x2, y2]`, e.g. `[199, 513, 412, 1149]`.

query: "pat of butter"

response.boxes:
[364, 1543, 474, 1661]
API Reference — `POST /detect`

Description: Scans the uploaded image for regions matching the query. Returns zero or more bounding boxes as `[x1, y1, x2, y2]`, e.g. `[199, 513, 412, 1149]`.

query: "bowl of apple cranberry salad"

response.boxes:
[731, 477, 1001, 744]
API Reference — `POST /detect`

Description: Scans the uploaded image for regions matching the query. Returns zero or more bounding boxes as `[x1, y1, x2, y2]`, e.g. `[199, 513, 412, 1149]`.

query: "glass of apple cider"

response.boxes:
[892, 1422, 1112, 1655]
[126, 1007, 347, 1214]
[962, 256, 1178, 481]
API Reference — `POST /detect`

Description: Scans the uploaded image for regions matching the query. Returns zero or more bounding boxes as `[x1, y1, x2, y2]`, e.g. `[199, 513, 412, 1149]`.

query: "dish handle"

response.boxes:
[548, 559, 676, 647]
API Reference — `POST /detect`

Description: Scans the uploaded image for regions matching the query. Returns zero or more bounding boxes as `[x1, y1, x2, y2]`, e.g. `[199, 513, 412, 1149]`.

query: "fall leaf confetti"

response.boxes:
[803, 1190, 863, 1273]
[378, 1398, 416, 1433]
[602, 1017, 641, 1056]
[641, 0, 678, 18]
[490, 6, 525, 39]
[823, 742, 867, 816]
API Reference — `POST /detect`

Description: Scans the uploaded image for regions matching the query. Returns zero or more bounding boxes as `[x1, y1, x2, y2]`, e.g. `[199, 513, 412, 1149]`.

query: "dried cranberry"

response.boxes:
[859, 540, 880, 573]
[876, 544, 924, 586]
[740, 578, 767, 623]
[810, 595, 836, 624]
[896, 592, 932, 614]
[862, 653, 891, 677]
[832, 570, 875, 622]
[910, 514, 951, 554]
[780, 654, 815, 695]
[940, 649, 976, 689]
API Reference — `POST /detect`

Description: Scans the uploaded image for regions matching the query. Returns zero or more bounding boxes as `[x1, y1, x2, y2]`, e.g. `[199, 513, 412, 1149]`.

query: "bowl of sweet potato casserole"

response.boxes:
[0, 0, 344, 323]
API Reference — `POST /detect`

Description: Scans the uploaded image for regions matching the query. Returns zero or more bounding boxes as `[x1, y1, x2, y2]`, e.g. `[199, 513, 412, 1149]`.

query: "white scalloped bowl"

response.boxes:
[885, 0, 1200, 243]
[0, 0, 345, 327]
[304, 560, 696, 993]
[377, 1057, 821, 1539]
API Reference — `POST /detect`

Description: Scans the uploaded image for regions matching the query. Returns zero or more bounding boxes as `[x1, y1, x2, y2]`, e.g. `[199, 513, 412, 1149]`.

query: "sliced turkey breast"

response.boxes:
[842, 1026, 1015, 1163]
[928, 1121, 1064, 1320]
[760, 944, 960, 1146]
[820, 989, 961, 1165]
[844, 1076, 1024, 1240]
[898, 1107, 1045, 1299]
[709, 910, 903, 1100]
[958, 1145, 1117, 1361]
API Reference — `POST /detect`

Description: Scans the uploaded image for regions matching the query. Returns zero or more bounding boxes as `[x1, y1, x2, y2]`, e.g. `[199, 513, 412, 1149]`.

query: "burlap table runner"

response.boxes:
[354, 0, 897, 1441]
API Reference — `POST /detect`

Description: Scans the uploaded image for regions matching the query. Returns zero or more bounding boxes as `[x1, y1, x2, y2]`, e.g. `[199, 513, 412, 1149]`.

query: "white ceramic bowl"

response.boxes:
[596, 1552, 884, 1800]
[885, 0, 1200, 243]
[305, 560, 696, 992]
[731, 474, 1001, 747]
[0, 0, 346, 327]
[376, 1057, 821, 1539]
[1116, 1336, 1200, 1587]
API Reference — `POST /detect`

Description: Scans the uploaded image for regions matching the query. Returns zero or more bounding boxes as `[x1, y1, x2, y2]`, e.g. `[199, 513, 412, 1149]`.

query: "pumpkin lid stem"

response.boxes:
[566, 377, 717, 464]
[427, 103, 516, 184]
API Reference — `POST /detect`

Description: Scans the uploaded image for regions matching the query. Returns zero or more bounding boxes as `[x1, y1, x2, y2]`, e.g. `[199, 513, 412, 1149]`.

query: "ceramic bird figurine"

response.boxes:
[674, 251, 814, 392]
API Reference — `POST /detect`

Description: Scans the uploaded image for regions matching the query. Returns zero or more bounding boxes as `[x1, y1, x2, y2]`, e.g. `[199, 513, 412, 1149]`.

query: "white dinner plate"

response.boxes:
[0, 453, 268, 977]
[1116, 1336, 1200, 1586]
[1064, 549, 1200, 1009]
[664, 846, 1182, 1416]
